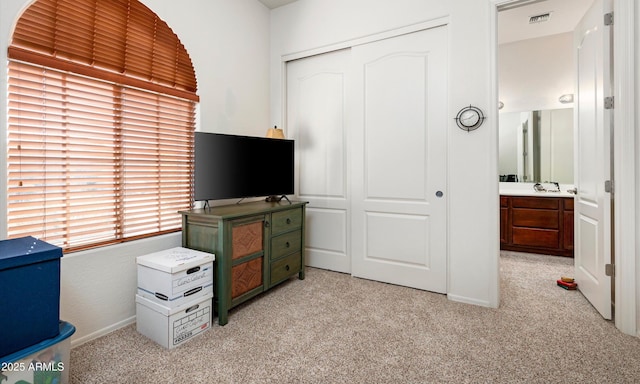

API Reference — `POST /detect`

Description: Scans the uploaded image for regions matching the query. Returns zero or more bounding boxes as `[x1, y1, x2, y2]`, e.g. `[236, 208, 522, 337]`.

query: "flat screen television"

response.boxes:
[194, 132, 294, 202]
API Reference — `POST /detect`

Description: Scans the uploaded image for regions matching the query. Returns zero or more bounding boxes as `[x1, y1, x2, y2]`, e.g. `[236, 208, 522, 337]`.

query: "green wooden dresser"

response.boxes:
[180, 200, 307, 325]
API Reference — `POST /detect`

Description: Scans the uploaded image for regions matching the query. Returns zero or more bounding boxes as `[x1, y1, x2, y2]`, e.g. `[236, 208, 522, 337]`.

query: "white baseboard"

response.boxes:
[70, 316, 136, 349]
[447, 294, 494, 308]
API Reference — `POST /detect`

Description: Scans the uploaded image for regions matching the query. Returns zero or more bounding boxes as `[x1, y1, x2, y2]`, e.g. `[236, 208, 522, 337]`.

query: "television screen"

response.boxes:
[194, 132, 294, 201]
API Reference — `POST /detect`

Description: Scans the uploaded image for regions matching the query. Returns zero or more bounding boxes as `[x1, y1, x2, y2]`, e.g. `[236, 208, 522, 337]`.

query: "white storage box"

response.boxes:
[136, 293, 212, 349]
[137, 247, 214, 308]
[1, 321, 75, 384]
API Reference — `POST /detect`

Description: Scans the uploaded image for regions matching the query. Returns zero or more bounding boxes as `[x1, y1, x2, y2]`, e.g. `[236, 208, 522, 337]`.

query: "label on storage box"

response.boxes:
[173, 303, 210, 346]
[172, 266, 212, 296]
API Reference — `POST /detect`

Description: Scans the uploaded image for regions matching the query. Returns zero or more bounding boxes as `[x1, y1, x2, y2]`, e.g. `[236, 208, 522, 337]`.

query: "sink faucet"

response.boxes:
[552, 182, 560, 192]
[533, 183, 546, 192]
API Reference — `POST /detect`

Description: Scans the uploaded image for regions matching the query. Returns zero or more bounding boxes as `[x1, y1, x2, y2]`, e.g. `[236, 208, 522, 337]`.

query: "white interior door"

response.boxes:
[287, 49, 351, 273]
[350, 27, 448, 293]
[574, 0, 612, 319]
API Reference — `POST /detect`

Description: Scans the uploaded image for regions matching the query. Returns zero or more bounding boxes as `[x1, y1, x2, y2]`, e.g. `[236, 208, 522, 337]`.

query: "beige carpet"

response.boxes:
[70, 252, 640, 383]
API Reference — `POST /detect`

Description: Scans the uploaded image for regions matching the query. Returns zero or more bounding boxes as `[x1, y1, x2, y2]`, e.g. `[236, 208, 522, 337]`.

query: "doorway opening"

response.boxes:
[497, 0, 592, 256]
[497, 0, 616, 319]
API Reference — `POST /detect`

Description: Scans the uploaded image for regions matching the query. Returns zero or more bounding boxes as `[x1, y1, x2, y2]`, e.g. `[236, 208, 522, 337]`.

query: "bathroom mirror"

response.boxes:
[499, 108, 573, 184]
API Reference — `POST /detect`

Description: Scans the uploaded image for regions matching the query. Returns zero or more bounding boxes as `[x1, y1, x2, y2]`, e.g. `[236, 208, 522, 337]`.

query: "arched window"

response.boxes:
[7, 0, 198, 252]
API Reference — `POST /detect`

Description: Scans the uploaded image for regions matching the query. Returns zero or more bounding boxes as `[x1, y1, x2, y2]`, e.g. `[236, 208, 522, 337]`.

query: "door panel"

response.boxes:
[364, 54, 428, 201]
[304, 208, 348, 271]
[366, 213, 430, 266]
[574, 0, 612, 319]
[351, 27, 448, 293]
[297, 73, 346, 198]
[287, 49, 351, 273]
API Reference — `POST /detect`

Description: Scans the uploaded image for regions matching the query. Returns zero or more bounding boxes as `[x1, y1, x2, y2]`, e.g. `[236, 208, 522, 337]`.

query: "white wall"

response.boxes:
[270, 0, 500, 308]
[0, 0, 271, 345]
[498, 32, 574, 113]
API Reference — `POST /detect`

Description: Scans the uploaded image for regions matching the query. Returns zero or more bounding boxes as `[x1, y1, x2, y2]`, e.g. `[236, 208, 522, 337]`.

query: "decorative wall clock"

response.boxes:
[455, 105, 485, 132]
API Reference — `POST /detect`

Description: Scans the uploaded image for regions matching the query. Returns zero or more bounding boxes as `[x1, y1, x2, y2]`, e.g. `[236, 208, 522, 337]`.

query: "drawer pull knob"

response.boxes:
[285, 265, 290, 271]
[286, 218, 291, 224]
[285, 241, 290, 248]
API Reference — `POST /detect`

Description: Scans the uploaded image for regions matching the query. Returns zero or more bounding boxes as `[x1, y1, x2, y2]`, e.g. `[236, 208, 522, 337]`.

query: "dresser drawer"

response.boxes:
[512, 209, 559, 229]
[271, 230, 302, 260]
[512, 227, 559, 249]
[511, 197, 559, 210]
[270, 252, 301, 286]
[271, 208, 302, 234]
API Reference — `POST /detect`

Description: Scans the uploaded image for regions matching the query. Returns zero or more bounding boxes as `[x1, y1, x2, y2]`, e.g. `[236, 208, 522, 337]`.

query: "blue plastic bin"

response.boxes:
[1, 321, 75, 384]
[0, 236, 63, 357]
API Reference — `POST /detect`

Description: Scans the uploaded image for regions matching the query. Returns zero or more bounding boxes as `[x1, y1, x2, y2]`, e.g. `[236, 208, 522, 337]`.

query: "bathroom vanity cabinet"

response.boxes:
[500, 195, 574, 257]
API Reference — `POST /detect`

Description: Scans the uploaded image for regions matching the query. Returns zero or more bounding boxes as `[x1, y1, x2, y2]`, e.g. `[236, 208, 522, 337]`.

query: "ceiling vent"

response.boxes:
[529, 12, 551, 24]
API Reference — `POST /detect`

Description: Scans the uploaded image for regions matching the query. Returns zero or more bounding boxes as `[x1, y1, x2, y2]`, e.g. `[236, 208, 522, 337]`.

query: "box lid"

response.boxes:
[136, 247, 214, 273]
[136, 292, 213, 316]
[0, 236, 63, 271]
[0, 321, 75, 365]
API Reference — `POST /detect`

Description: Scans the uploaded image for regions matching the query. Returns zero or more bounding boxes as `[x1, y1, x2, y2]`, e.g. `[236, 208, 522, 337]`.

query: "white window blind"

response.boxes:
[7, 61, 195, 252]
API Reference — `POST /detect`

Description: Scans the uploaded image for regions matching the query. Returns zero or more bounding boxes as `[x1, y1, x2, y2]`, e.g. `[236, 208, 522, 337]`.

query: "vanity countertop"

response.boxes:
[499, 182, 575, 198]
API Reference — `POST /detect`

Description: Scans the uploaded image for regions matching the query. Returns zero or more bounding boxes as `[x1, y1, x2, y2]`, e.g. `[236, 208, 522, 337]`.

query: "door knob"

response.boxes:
[435, 191, 444, 198]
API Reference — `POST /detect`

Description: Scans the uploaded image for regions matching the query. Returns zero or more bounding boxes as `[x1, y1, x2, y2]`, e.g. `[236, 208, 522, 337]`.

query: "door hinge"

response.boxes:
[605, 263, 614, 277]
[604, 12, 613, 26]
[604, 96, 614, 109]
[604, 180, 613, 193]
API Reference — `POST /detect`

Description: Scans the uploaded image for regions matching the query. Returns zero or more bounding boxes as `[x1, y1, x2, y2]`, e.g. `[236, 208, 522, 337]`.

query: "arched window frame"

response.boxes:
[6, 0, 198, 252]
